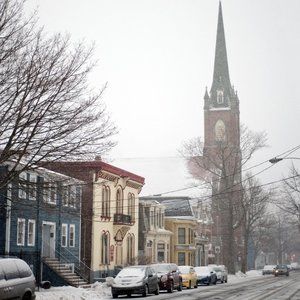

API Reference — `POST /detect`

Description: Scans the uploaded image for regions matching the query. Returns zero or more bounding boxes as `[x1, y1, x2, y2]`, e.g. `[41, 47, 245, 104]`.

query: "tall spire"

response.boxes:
[212, 1, 231, 90]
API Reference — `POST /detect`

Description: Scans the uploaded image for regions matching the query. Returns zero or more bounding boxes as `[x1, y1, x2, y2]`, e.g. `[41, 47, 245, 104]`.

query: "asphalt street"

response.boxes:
[115, 271, 300, 300]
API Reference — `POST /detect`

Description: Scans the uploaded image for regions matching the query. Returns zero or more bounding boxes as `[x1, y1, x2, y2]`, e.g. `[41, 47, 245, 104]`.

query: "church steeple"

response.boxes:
[212, 1, 231, 91]
[205, 1, 238, 109]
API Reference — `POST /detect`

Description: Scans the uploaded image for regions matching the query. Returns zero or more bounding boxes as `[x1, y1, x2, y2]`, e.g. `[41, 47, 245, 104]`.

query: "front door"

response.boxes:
[42, 222, 56, 258]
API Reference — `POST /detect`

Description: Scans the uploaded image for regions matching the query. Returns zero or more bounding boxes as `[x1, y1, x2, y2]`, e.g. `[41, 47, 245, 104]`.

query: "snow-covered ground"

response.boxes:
[228, 270, 262, 284]
[36, 282, 112, 300]
[36, 271, 263, 300]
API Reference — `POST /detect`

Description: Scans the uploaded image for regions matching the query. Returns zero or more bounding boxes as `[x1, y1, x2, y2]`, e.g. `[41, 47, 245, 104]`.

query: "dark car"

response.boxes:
[111, 265, 159, 298]
[0, 258, 36, 300]
[151, 263, 182, 293]
[194, 266, 217, 285]
[274, 264, 289, 277]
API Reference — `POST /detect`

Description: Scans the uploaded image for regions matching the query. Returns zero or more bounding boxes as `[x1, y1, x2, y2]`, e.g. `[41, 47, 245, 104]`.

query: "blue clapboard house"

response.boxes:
[0, 164, 90, 287]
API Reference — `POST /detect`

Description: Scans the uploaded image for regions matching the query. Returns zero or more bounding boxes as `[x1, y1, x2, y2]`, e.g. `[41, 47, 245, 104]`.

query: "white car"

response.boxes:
[262, 265, 276, 275]
[111, 266, 159, 298]
[210, 265, 228, 283]
[0, 258, 36, 300]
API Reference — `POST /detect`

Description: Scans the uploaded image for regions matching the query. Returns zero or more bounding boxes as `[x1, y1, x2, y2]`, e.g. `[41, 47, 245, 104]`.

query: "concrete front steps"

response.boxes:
[44, 257, 90, 288]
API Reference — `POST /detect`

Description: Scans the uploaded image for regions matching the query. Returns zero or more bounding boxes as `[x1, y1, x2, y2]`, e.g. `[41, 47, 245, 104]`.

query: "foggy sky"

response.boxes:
[26, 0, 300, 191]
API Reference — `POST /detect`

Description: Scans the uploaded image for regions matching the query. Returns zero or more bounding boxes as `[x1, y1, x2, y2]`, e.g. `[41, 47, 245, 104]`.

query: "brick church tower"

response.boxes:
[203, 2, 242, 272]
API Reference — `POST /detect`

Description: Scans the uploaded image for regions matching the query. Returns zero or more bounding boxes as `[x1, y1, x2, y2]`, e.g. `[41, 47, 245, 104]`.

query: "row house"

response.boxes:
[138, 200, 172, 264]
[45, 158, 144, 281]
[141, 196, 201, 266]
[0, 164, 84, 286]
[192, 202, 211, 266]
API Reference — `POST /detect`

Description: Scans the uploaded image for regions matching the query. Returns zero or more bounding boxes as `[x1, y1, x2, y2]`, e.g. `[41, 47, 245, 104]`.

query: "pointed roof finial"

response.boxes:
[211, 1, 231, 93]
[204, 86, 209, 100]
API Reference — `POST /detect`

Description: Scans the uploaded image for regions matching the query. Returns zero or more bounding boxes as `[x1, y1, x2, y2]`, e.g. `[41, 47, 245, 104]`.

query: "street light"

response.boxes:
[269, 157, 300, 164]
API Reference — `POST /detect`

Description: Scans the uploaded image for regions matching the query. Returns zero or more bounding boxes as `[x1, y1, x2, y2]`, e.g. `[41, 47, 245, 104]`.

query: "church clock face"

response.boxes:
[215, 119, 226, 141]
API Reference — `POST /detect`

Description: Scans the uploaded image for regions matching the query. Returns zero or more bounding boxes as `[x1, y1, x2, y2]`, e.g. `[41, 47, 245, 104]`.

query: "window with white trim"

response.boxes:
[19, 173, 27, 199]
[68, 186, 76, 208]
[62, 185, 68, 206]
[61, 224, 68, 247]
[17, 218, 26, 246]
[28, 219, 36, 246]
[27, 173, 37, 200]
[69, 224, 75, 247]
[44, 182, 57, 204]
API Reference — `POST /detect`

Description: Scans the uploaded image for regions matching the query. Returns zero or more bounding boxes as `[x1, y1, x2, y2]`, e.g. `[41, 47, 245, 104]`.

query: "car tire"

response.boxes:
[167, 282, 174, 293]
[154, 284, 159, 295]
[112, 293, 118, 299]
[213, 280, 217, 285]
[142, 285, 148, 297]
[206, 282, 210, 286]
[177, 281, 183, 291]
[127, 292, 131, 297]
[22, 292, 32, 300]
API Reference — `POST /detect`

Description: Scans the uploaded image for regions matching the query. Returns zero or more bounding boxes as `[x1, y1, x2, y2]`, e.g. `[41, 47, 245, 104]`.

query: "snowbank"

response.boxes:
[228, 270, 263, 284]
[36, 282, 112, 300]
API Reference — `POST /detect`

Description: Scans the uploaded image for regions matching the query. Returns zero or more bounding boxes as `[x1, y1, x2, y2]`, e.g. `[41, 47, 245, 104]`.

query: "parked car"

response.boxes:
[194, 266, 217, 285]
[262, 265, 276, 275]
[211, 265, 227, 283]
[274, 265, 289, 277]
[178, 266, 197, 289]
[0, 258, 36, 300]
[111, 265, 159, 298]
[151, 263, 182, 292]
[291, 262, 299, 270]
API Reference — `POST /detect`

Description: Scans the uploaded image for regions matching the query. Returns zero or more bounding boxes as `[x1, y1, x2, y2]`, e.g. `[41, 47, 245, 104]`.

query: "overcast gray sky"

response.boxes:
[26, 0, 300, 194]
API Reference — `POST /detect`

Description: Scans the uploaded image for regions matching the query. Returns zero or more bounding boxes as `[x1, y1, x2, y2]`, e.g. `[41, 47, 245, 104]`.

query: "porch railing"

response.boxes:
[43, 241, 92, 284]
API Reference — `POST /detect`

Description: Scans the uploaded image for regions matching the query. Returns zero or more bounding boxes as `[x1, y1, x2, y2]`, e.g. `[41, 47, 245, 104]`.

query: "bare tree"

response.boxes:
[239, 174, 270, 273]
[182, 125, 267, 273]
[0, 0, 116, 187]
[275, 165, 300, 232]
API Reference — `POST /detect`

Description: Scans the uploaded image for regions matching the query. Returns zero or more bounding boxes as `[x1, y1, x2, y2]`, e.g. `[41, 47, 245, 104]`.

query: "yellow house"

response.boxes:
[165, 217, 196, 266]
[45, 159, 144, 281]
[140, 196, 197, 266]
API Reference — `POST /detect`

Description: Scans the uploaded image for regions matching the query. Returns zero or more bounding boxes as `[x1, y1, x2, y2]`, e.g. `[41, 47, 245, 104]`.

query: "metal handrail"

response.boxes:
[43, 241, 91, 284]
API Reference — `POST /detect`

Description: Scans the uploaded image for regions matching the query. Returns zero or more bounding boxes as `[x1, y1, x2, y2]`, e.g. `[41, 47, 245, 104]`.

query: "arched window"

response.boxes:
[127, 234, 135, 265]
[215, 119, 226, 141]
[101, 186, 111, 218]
[127, 193, 135, 222]
[116, 188, 123, 215]
[217, 90, 224, 104]
[101, 231, 110, 265]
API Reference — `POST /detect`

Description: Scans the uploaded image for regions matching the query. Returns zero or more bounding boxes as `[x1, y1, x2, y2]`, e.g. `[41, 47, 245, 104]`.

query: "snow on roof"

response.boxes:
[140, 196, 194, 217]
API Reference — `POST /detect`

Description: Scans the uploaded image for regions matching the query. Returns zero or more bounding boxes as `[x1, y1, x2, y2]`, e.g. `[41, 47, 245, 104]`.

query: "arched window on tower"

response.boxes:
[215, 119, 226, 141]
[217, 90, 224, 104]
